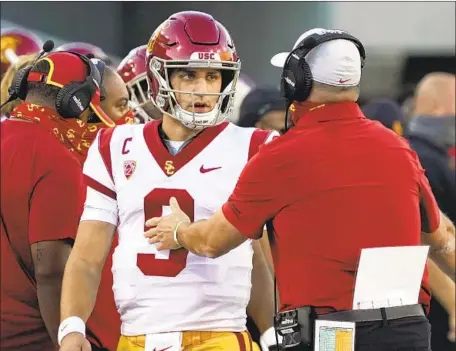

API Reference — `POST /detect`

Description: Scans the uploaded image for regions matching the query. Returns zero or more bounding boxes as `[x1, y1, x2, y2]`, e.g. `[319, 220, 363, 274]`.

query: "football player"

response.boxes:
[117, 45, 256, 126]
[1, 27, 42, 77]
[55, 42, 114, 67]
[117, 45, 162, 123]
[59, 10, 279, 351]
[1, 53, 38, 120]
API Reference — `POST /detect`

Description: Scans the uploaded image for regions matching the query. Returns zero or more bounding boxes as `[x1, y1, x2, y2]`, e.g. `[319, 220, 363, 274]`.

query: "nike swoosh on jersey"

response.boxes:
[200, 165, 222, 173]
[153, 347, 172, 351]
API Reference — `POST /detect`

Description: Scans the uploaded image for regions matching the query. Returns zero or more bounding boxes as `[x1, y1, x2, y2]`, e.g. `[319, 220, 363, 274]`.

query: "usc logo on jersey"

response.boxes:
[164, 160, 175, 175]
[0, 35, 20, 64]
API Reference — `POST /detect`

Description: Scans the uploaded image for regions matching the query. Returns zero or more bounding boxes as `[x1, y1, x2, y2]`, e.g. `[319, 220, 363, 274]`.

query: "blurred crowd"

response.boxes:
[1, 24, 454, 351]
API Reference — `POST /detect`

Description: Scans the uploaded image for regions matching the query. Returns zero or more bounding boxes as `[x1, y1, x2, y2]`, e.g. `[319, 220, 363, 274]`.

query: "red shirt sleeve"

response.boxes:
[29, 156, 84, 244]
[414, 152, 440, 233]
[222, 145, 286, 239]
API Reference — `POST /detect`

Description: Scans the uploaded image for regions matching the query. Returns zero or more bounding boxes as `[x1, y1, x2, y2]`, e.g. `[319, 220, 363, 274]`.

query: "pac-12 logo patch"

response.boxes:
[123, 160, 137, 179]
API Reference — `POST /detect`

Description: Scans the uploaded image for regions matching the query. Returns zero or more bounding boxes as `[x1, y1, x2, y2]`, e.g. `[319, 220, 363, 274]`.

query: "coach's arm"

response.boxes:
[422, 211, 455, 280]
[28, 155, 86, 346]
[31, 240, 72, 345]
[145, 144, 283, 259]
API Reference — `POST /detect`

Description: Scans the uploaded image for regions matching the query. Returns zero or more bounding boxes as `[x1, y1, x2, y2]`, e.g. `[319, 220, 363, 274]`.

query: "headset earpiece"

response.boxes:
[55, 82, 95, 118]
[54, 52, 105, 119]
[10, 66, 33, 100]
[280, 31, 366, 105]
[280, 48, 314, 103]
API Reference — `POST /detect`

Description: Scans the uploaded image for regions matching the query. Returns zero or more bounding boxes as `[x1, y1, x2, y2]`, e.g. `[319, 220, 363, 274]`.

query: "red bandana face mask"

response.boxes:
[12, 104, 136, 164]
[115, 109, 135, 125]
[12, 103, 103, 164]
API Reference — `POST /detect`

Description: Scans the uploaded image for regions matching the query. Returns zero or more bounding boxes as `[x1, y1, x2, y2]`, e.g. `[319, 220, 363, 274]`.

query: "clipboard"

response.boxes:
[314, 320, 355, 351]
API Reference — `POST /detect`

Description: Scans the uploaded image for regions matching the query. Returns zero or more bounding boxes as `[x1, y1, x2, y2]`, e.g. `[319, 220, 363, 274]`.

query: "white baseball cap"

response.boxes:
[270, 28, 362, 87]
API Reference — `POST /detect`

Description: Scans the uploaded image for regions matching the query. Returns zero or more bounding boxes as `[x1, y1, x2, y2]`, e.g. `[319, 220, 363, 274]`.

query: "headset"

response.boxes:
[280, 30, 366, 104]
[2, 40, 106, 119]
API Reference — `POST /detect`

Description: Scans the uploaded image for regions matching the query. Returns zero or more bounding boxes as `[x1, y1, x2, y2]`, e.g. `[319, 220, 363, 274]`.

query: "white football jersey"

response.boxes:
[81, 121, 277, 336]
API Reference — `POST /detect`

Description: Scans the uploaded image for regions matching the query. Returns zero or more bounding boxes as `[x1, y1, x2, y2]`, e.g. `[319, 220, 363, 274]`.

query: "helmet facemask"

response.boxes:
[126, 74, 154, 123]
[148, 56, 241, 130]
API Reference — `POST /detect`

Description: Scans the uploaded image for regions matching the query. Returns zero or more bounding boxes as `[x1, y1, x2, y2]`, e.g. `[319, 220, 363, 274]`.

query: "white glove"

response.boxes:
[260, 327, 282, 351]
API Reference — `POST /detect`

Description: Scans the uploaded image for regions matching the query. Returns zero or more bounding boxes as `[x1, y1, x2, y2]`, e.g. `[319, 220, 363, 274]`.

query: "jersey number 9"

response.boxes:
[138, 188, 194, 277]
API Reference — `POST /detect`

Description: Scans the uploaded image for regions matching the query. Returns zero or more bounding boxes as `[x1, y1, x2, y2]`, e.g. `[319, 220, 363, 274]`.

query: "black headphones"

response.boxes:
[7, 49, 106, 119]
[280, 30, 366, 104]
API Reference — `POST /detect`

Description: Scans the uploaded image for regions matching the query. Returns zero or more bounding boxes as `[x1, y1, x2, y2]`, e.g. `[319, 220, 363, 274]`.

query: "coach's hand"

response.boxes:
[59, 333, 91, 351]
[145, 197, 190, 251]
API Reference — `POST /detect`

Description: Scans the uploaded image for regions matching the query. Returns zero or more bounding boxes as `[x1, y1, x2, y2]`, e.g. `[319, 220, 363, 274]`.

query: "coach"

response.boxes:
[145, 28, 456, 351]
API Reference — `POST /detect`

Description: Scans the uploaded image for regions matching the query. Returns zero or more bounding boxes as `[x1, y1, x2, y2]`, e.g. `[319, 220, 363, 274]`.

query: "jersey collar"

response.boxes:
[295, 101, 365, 128]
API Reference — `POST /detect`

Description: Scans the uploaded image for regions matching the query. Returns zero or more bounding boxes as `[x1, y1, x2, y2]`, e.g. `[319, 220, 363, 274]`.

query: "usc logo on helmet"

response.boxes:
[147, 20, 171, 53]
[0, 35, 21, 64]
[146, 34, 157, 53]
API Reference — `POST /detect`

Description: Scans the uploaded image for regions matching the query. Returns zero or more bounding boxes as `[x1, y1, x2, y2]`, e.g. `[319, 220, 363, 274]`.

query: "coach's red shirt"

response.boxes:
[223, 102, 440, 313]
[1, 120, 84, 351]
[1, 120, 121, 351]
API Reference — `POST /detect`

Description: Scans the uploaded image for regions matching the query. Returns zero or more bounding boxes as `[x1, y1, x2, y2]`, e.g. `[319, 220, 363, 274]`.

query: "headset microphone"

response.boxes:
[26, 40, 55, 68]
[41, 40, 55, 54]
[0, 40, 55, 110]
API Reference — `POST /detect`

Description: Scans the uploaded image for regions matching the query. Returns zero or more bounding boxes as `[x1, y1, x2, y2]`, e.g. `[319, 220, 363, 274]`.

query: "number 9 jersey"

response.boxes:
[80, 120, 278, 336]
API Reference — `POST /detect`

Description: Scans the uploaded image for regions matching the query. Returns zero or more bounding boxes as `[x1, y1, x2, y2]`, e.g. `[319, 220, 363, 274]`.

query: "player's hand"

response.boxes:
[144, 197, 190, 251]
[59, 333, 91, 351]
[260, 327, 282, 351]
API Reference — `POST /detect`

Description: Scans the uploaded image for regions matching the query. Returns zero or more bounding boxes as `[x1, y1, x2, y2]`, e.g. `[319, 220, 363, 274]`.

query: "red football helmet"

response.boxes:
[145, 11, 241, 129]
[1, 27, 43, 75]
[55, 42, 112, 66]
[117, 45, 155, 123]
